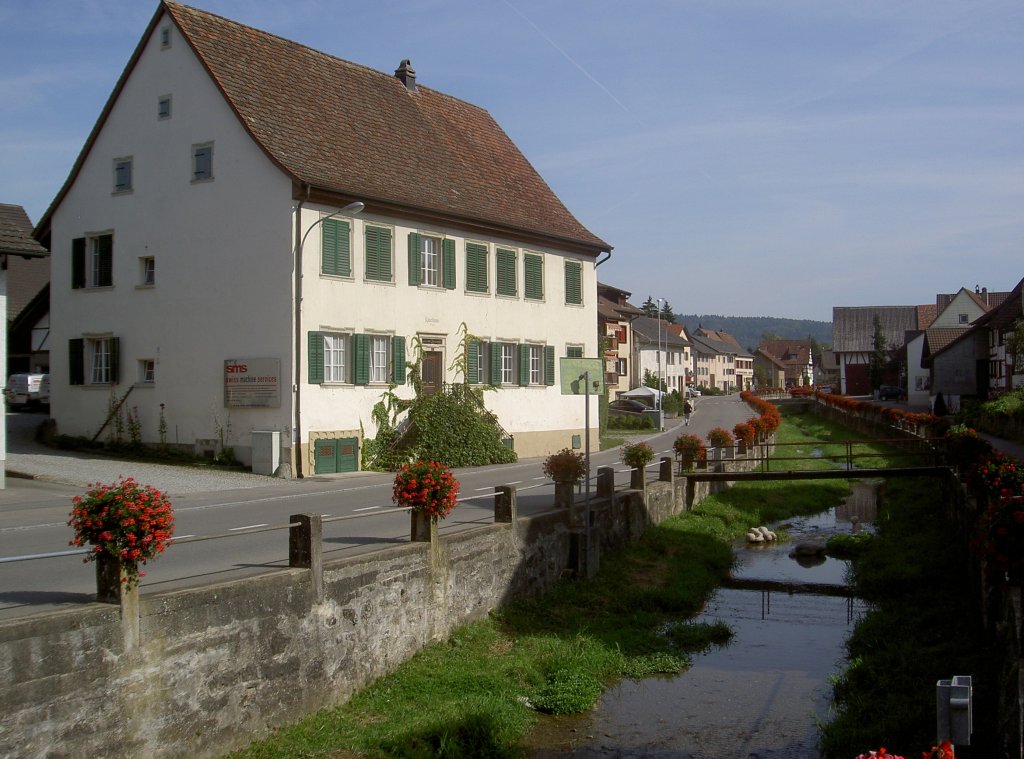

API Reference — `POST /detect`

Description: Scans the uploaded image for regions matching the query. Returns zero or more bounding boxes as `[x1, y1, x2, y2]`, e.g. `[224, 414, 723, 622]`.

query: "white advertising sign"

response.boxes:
[224, 358, 281, 408]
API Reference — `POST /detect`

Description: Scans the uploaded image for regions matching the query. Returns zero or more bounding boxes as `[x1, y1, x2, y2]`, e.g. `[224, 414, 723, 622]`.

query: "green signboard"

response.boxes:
[559, 358, 604, 395]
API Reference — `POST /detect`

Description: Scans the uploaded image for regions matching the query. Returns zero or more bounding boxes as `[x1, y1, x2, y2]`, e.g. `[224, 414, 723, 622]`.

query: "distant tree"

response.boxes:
[642, 369, 666, 392]
[660, 301, 677, 324]
[641, 297, 658, 319]
[1007, 318, 1024, 372]
[869, 315, 888, 390]
[761, 331, 782, 343]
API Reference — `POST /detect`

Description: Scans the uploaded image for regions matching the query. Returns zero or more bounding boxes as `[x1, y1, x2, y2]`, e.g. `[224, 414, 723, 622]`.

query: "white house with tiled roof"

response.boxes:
[34, 1, 611, 475]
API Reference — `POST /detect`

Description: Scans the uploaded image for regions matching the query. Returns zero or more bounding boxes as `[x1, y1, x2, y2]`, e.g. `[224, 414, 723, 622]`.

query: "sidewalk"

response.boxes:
[977, 431, 1024, 462]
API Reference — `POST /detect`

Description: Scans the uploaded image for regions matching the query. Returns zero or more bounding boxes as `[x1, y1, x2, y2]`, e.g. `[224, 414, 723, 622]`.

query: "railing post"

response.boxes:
[659, 456, 674, 484]
[596, 466, 615, 498]
[289, 513, 323, 603]
[494, 485, 517, 523]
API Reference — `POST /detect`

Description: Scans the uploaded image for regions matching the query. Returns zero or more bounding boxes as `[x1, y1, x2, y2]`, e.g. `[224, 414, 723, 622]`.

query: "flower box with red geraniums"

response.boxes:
[622, 440, 655, 470]
[732, 421, 756, 448]
[972, 494, 1024, 585]
[673, 434, 707, 468]
[542, 448, 586, 484]
[392, 460, 461, 520]
[67, 477, 175, 588]
[706, 427, 734, 448]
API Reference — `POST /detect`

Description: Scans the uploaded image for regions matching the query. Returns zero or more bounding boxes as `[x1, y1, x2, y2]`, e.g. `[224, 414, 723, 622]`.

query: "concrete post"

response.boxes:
[629, 467, 646, 497]
[289, 513, 324, 603]
[596, 466, 615, 498]
[494, 485, 517, 523]
[658, 456, 674, 484]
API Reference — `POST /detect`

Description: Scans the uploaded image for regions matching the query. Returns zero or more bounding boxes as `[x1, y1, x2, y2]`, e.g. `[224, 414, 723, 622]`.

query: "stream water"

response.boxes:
[524, 482, 879, 758]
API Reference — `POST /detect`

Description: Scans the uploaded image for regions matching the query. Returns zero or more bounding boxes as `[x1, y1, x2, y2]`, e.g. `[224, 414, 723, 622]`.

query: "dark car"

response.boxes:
[877, 385, 905, 401]
[608, 398, 649, 414]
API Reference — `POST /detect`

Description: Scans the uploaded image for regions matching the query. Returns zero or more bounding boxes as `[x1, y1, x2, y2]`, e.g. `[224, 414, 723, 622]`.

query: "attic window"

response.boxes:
[958, 313, 969, 324]
[158, 95, 172, 119]
[160, 25, 171, 49]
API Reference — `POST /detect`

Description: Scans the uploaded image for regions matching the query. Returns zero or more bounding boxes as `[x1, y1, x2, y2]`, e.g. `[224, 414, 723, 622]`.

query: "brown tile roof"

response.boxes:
[38, 2, 610, 257]
[916, 304, 937, 330]
[758, 339, 811, 365]
[0, 204, 47, 258]
[923, 327, 970, 357]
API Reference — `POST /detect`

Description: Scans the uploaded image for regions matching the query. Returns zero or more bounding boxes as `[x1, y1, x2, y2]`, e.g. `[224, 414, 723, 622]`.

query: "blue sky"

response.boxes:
[2, 0, 1022, 322]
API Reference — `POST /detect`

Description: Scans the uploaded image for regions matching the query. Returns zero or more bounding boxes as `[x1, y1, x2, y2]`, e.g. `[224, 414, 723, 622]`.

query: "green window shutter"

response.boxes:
[71, 238, 85, 289]
[69, 339, 84, 385]
[442, 239, 456, 290]
[322, 219, 350, 276]
[465, 243, 488, 293]
[518, 344, 530, 386]
[565, 260, 582, 305]
[307, 331, 324, 384]
[566, 345, 584, 358]
[407, 232, 421, 286]
[496, 248, 516, 296]
[365, 226, 392, 282]
[96, 235, 113, 287]
[353, 334, 370, 385]
[524, 253, 543, 300]
[109, 337, 120, 383]
[544, 345, 556, 385]
[391, 335, 405, 384]
[490, 342, 502, 385]
[467, 340, 479, 382]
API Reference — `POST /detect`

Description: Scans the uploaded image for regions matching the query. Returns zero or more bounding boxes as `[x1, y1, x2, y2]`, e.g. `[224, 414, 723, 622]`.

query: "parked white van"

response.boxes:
[4, 373, 46, 409]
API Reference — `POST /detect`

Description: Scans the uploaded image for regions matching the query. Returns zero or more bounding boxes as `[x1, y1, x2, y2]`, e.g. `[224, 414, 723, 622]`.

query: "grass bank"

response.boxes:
[227, 411, 882, 759]
[819, 475, 997, 756]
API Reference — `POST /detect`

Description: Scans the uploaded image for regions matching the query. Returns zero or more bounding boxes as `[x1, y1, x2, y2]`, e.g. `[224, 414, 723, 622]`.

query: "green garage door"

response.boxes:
[314, 437, 358, 474]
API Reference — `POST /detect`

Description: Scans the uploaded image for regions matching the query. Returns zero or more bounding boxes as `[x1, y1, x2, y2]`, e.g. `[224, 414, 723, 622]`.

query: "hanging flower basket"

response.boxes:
[68, 477, 175, 595]
[392, 460, 460, 520]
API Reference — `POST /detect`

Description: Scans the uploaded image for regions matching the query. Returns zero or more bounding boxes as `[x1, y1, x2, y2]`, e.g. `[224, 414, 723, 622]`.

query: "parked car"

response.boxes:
[877, 385, 905, 401]
[817, 384, 834, 394]
[4, 373, 46, 409]
[686, 386, 702, 397]
[37, 374, 50, 407]
[608, 398, 649, 414]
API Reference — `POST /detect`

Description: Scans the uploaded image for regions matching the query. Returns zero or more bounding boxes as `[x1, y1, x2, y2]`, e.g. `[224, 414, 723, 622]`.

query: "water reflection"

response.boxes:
[525, 484, 878, 758]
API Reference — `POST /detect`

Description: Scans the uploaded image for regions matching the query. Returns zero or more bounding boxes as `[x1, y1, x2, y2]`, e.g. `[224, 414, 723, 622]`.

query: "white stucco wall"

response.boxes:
[298, 206, 598, 453]
[906, 333, 930, 407]
[49, 13, 294, 451]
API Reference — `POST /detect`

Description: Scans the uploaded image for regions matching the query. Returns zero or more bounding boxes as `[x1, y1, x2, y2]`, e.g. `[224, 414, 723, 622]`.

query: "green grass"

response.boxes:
[226, 410, 904, 759]
[818, 477, 998, 757]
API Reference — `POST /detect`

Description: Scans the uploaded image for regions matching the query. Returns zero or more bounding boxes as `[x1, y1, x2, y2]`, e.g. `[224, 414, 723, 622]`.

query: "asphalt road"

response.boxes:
[0, 395, 754, 619]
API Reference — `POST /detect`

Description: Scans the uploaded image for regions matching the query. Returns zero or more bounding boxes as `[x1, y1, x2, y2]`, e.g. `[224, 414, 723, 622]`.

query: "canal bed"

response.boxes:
[524, 483, 878, 758]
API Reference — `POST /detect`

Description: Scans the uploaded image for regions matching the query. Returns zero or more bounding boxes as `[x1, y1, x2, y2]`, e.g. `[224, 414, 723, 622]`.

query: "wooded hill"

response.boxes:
[676, 314, 833, 353]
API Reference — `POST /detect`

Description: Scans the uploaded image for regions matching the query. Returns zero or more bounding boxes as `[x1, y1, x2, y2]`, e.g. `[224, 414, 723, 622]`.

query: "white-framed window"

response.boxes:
[617, 358, 627, 376]
[113, 157, 132, 193]
[158, 95, 172, 119]
[139, 359, 155, 384]
[140, 257, 155, 286]
[528, 344, 543, 385]
[958, 313, 969, 324]
[370, 335, 390, 383]
[91, 339, 113, 384]
[566, 344, 584, 358]
[160, 25, 171, 48]
[500, 343, 515, 385]
[420, 236, 440, 286]
[192, 142, 213, 181]
[324, 333, 349, 383]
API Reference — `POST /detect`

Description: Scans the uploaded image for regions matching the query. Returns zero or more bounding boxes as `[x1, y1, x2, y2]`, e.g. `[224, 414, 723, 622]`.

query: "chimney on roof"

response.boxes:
[395, 59, 417, 92]
[982, 287, 988, 303]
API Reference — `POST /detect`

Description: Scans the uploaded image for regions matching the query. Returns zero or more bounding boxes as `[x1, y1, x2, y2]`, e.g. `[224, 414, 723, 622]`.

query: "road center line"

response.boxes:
[229, 523, 268, 531]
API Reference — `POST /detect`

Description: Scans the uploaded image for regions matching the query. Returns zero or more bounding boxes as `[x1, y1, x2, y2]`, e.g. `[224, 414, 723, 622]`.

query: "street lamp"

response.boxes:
[656, 297, 664, 413]
[293, 200, 364, 478]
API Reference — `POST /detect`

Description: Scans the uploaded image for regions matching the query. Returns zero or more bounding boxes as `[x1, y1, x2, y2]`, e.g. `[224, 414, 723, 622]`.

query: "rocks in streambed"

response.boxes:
[745, 526, 777, 544]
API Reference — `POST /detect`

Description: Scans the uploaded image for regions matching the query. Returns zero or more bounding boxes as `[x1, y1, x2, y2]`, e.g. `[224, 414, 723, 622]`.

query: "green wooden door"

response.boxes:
[314, 437, 359, 474]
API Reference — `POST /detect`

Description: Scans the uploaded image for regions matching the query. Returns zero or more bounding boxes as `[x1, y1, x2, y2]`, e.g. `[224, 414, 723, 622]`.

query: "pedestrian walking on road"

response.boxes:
[683, 399, 693, 426]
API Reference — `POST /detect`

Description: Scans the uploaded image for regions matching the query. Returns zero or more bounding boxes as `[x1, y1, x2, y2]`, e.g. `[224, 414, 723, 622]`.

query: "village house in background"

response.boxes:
[597, 282, 642, 402]
[630, 316, 690, 394]
[831, 305, 922, 396]
[1, 203, 49, 489]
[755, 339, 815, 389]
[33, 0, 611, 475]
[689, 327, 750, 392]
